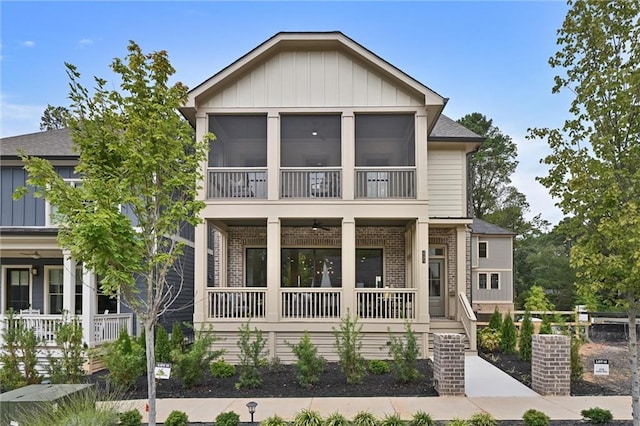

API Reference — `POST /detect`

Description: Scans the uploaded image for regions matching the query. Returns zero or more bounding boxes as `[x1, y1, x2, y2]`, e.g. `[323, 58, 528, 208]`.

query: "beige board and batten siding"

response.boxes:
[201, 50, 423, 109]
[427, 150, 466, 217]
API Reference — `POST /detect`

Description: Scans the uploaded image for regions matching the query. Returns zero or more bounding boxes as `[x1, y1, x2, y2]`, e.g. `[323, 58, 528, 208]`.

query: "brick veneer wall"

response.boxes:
[433, 333, 466, 396]
[531, 334, 570, 396]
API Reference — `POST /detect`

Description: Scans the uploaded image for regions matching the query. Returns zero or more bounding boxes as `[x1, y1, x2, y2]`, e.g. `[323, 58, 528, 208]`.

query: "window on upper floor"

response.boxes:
[46, 178, 82, 227]
[355, 114, 415, 167]
[208, 115, 267, 167]
[280, 115, 341, 167]
[478, 272, 500, 290]
[478, 241, 488, 258]
[490, 273, 500, 289]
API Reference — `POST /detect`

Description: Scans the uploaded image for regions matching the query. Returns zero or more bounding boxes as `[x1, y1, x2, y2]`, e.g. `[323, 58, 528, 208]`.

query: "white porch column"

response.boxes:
[62, 250, 76, 316]
[341, 112, 354, 200]
[194, 221, 207, 324]
[267, 113, 280, 200]
[415, 219, 430, 323]
[416, 111, 429, 200]
[81, 267, 97, 346]
[341, 217, 356, 316]
[266, 217, 281, 322]
[455, 225, 468, 319]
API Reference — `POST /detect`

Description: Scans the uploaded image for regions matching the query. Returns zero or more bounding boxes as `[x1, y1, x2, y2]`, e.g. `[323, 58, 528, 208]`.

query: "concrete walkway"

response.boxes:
[465, 353, 538, 397]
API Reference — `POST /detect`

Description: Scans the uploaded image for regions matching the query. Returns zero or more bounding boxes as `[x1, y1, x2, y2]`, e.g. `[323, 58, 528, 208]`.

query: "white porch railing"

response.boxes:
[457, 292, 477, 351]
[207, 288, 267, 319]
[355, 167, 415, 199]
[356, 288, 417, 320]
[280, 168, 341, 198]
[207, 168, 267, 199]
[280, 289, 341, 319]
[93, 313, 134, 344]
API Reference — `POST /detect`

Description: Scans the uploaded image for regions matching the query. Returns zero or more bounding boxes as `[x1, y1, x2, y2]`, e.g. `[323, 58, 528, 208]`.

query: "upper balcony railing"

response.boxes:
[280, 168, 341, 199]
[355, 167, 415, 199]
[207, 168, 267, 199]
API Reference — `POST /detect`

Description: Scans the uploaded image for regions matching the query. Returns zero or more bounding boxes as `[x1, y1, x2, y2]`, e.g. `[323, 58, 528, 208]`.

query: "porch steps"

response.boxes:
[428, 318, 470, 351]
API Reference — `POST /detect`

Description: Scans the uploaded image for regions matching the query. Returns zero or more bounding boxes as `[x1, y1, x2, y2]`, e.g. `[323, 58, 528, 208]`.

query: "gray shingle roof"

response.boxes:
[470, 218, 516, 236]
[430, 115, 483, 141]
[0, 129, 75, 158]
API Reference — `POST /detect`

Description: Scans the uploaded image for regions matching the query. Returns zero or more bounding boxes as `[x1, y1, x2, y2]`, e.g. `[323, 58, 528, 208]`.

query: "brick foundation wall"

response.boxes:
[531, 334, 570, 396]
[433, 333, 465, 396]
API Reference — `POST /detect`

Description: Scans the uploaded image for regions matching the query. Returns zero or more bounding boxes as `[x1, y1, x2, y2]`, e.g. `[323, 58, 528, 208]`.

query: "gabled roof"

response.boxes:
[0, 128, 75, 159]
[470, 218, 516, 236]
[429, 114, 483, 142]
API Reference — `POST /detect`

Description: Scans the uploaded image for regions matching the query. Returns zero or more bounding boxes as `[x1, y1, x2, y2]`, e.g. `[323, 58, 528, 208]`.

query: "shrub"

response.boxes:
[380, 413, 405, 426]
[170, 322, 186, 354]
[293, 409, 323, 426]
[522, 409, 549, 426]
[477, 327, 501, 352]
[210, 359, 236, 378]
[524, 285, 555, 312]
[409, 410, 434, 426]
[324, 412, 350, 426]
[368, 359, 390, 375]
[469, 412, 497, 426]
[518, 311, 534, 361]
[216, 411, 241, 426]
[333, 310, 366, 384]
[172, 325, 224, 388]
[164, 410, 189, 426]
[581, 407, 613, 424]
[99, 328, 146, 391]
[539, 315, 553, 335]
[353, 411, 379, 426]
[45, 314, 86, 384]
[446, 418, 468, 426]
[261, 415, 289, 426]
[269, 356, 284, 372]
[119, 409, 143, 426]
[0, 310, 42, 391]
[155, 324, 171, 363]
[236, 320, 268, 389]
[488, 307, 503, 331]
[386, 321, 421, 383]
[289, 331, 326, 388]
[571, 337, 584, 381]
[500, 313, 517, 354]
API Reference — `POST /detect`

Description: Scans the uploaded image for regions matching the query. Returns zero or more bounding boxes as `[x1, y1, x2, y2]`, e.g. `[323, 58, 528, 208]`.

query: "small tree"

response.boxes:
[386, 321, 421, 383]
[333, 310, 366, 384]
[170, 322, 185, 354]
[155, 324, 171, 363]
[0, 311, 42, 391]
[524, 285, 555, 312]
[488, 306, 503, 331]
[46, 313, 86, 383]
[236, 321, 267, 389]
[288, 331, 325, 388]
[518, 311, 534, 362]
[500, 313, 517, 354]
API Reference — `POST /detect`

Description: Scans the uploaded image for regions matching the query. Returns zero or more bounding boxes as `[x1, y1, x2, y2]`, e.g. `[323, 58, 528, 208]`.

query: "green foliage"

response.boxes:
[40, 104, 71, 131]
[571, 337, 584, 381]
[524, 286, 555, 312]
[0, 311, 43, 391]
[409, 411, 435, 426]
[324, 412, 350, 426]
[170, 322, 185, 354]
[380, 413, 405, 426]
[518, 311, 534, 361]
[446, 418, 468, 426]
[468, 412, 497, 426]
[368, 359, 391, 375]
[261, 415, 289, 426]
[288, 331, 326, 388]
[522, 409, 549, 426]
[172, 325, 223, 388]
[210, 358, 236, 378]
[581, 407, 613, 424]
[119, 409, 143, 426]
[100, 328, 146, 391]
[46, 314, 86, 384]
[499, 313, 517, 354]
[155, 324, 171, 363]
[216, 411, 241, 426]
[353, 411, 379, 426]
[164, 410, 189, 426]
[386, 321, 420, 383]
[539, 315, 553, 335]
[477, 327, 501, 352]
[333, 310, 366, 384]
[236, 321, 267, 389]
[488, 307, 503, 331]
[268, 356, 284, 372]
[293, 409, 323, 426]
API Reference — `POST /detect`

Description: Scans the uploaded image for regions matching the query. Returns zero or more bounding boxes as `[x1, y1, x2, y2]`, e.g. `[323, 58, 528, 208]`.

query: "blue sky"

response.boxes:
[1, 1, 572, 225]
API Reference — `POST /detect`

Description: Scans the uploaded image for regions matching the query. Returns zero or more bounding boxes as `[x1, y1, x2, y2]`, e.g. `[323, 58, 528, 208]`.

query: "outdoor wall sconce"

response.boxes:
[246, 401, 257, 423]
[31, 266, 39, 276]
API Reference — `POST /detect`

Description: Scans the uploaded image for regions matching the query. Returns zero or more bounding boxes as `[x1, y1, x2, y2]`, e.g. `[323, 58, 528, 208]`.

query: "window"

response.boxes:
[208, 115, 267, 167]
[280, 115, 341, 167]
[246, 248, 267, 287]
[281, 248, 342, 288]
[356, 249, 383, 288]
[355, 114, 415, 167]
[46, 179, 82, 226]
[75, 266, 83, 314]
[490, 273, 500, 290]
[478, 241, 488, 258]
[96, 276, 118, 314]
[5, 268, 30, 311]
[47, 268, 64, 314]
[478, 272, 500, 290]
[478, 273, 487, 290]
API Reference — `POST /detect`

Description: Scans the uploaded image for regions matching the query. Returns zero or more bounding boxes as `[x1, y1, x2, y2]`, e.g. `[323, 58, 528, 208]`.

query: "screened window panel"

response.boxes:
[281, 248, 342, 288]
[208, 115, 267, 167]
[281, 115, 341, 167]
[355, 114, 415, 166]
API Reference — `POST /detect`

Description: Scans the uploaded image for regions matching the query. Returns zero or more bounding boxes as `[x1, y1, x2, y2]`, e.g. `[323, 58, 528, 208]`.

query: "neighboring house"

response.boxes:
[0, 129, 195, 355]
[180, 32, 484, 361]
[469, 218, 515, 315]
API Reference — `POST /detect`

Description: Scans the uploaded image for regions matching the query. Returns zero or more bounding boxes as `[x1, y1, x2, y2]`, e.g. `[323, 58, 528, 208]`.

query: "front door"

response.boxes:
[428, 259, 445, 317]
[6, 268, 30, 311]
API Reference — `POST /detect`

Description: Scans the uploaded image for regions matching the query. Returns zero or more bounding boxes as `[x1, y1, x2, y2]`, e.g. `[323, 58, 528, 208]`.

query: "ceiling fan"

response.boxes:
[20, 251, 41, 259]
[311, 220, 329, 231]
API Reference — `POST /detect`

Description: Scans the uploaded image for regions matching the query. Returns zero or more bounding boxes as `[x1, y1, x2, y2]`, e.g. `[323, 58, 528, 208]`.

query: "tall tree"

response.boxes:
[529, 1, 640, 423]
[39, 104, 71, 130]
[15, 42, 210, 426]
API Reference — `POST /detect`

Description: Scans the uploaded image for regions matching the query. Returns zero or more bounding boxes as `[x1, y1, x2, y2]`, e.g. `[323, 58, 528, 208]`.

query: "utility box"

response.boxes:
[0, 384, 93, 425]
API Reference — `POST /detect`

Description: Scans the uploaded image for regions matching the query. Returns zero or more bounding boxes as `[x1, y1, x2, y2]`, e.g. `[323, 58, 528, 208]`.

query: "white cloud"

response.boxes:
[0, 94, 45, 138]
[78, 38, 94, 47]
[22, 40, 35, 48]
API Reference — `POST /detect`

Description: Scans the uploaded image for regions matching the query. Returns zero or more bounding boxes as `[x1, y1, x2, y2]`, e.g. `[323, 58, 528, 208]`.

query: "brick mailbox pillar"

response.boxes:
[433, 333, 465, 396]
[532, 334, 570, 396]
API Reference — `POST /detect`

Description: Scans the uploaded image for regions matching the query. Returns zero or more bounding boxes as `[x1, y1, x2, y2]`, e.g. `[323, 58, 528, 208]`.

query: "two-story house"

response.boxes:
[180, 32, 483, 361]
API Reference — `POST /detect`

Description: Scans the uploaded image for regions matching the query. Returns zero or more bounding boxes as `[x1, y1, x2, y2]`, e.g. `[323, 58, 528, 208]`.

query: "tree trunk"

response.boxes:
[145, 320, 157, 426]
[628, 300, 639, 426]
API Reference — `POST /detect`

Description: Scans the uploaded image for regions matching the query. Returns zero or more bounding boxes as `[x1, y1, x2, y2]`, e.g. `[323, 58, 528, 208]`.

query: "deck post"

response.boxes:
[342, 217, 356, 317]
[266, 217, 281, 322]
[62, 250, 76, 316]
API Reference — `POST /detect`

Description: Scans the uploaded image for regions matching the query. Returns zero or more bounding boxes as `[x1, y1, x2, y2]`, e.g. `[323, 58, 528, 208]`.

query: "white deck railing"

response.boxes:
[207, 168, 267, 199]
[93, 313, 134, 344]
[355, 168, 415, 199]
[356, 288, 417, 320]
[457, 292, 477, 351]
[280, 168, 341, 199]
[207, 288, 267, 319]
[280, 289, 341, 319]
